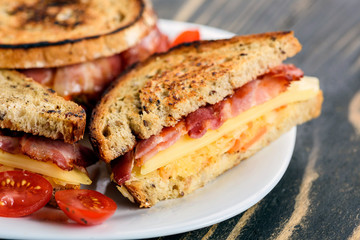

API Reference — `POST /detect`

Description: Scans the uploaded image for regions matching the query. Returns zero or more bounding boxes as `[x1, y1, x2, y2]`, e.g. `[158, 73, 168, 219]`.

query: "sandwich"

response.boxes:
[0, 70, 96, 205]
[0, 0, 168, 106]
[89, 31, 323, 207]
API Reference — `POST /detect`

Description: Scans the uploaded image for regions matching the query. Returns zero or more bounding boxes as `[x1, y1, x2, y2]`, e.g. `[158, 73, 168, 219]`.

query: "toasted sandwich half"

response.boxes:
[0, 70, 96, 205]
[90, 31, 323, 207]
[0, 0, 168, 105]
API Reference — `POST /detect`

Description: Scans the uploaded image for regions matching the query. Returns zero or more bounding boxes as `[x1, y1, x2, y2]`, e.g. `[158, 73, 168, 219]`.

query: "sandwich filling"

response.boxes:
[19, 26, 169, 101]
[112, 64, 320, 185]
[0, 131, 95, 185]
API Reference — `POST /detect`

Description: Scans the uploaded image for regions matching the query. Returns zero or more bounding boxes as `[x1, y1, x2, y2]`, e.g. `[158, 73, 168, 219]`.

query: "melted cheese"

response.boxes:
[141, 76, 320, 175]
[0, 150, 91, 185]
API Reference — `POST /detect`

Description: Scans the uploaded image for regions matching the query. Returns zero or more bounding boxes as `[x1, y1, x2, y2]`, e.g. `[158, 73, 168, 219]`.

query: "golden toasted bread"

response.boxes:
[0, 0, 157, 68]
[90, 31, 302, 162]
[0, 70, 85, 143]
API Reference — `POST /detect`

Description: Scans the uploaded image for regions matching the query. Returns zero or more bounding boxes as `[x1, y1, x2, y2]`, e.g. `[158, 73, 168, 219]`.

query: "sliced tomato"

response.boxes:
[171, 29, 200, 47]
[55, 189, 117, 225]
[0, 171, 52, 217]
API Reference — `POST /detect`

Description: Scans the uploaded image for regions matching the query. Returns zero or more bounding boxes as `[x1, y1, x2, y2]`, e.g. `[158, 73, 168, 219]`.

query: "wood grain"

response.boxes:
[151, 0, 360, 239]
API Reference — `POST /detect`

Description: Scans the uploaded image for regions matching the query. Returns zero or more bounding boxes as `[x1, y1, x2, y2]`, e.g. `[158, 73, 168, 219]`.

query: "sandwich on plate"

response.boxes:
[0, 0, 168, 105]
[0, 70, 96, 205]
[90, 31, 323, 207]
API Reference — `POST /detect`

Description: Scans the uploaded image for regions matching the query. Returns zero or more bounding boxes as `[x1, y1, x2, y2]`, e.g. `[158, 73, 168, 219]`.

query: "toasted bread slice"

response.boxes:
[90, 31, 302, 162]
[117, 92, 323, 207]
[0, 0, 157, 68]
[0, 70, 85, 143]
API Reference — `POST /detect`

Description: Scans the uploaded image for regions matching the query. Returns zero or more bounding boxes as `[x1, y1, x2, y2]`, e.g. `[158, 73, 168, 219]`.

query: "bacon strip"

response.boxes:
[20, 26, 169, 100]
[0, 131, 96, 171]
[112, 151, 134, 185]
[121, 26, 170, 67]
[21, 55, 123, 98]
[0, 133, 20, 154]
[52, 55, 123, 97]
[134, 122, 186, 166]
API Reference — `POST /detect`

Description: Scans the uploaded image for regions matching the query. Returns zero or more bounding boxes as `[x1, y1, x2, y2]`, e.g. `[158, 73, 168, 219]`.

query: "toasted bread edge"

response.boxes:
[0, 0, 157, 68]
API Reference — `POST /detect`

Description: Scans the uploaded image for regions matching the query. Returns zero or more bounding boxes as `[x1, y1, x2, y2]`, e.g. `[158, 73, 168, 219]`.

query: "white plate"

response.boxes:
[0, 20, 296, 240]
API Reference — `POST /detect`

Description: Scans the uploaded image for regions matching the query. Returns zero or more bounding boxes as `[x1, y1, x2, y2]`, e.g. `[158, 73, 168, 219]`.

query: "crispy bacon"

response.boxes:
[21, 68, 54, 86]
[121, 26, 170, 68]
[0, 133, 20, 154]
[134, 122, 186, 166]
[186, 107, 222, 138]
[132, 64, 303, 167]
[0, 131, 96, 171]
[20, 135, 96, 170]
[20, 55, 122, 98]
[20, 25, 170, 100]
[52, 54, 123, 97]
[112, 151, 134, 185]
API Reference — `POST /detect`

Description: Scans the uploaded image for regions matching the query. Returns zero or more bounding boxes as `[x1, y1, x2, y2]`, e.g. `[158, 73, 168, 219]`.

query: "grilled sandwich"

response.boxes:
[0, 70, 96, 205]
[90, 31, 323, 207]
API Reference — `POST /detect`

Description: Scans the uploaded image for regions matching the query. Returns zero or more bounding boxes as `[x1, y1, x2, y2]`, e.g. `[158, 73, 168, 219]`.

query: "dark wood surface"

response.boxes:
[151, 0, 360, 239]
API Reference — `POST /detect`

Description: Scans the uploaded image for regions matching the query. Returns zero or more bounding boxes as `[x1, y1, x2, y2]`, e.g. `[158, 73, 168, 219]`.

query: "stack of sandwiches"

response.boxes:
[0, 0, 168, 106]
[90, 31, 323, 207]
[0, 1, 322, 209]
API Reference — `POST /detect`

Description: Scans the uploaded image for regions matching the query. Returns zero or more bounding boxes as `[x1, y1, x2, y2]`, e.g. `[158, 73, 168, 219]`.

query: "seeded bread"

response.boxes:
[0, 0, 157, 68]
[117, 92, 323, 207]
[0, 70, 86, 143]
[90, 31, 302, 162]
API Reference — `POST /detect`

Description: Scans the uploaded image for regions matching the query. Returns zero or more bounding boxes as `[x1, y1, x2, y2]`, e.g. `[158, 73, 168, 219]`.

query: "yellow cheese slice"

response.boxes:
[0, 150, 91, 185]
[141, 76, 320, 175]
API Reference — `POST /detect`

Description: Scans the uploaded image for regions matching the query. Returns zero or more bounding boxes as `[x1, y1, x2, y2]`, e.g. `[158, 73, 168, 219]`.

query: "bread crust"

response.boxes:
[0, 0, 157, 68]
[120, 92, 323, 207]
[90, 31, 302, 162]
[0, 70, 86, 143]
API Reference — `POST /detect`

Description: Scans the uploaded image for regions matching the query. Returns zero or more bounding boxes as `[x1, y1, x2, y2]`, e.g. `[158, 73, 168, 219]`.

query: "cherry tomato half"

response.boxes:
[171, 29, 200, 47]
[55, 189, 117, 225]
[0, 171, 52, 217]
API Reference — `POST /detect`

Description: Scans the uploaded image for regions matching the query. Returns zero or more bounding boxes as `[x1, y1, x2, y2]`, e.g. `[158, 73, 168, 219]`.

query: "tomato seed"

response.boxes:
[80, 218, 88, 224]
[21, 180, 27, 186]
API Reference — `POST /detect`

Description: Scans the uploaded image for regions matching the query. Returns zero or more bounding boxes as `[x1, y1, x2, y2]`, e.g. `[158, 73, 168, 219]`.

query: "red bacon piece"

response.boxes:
[21, 68, 54, 86]
[265, 64, 304, 80]
[186, 107, 222, 139]
[52, 54, 123, 97]
[20, 135, 96, 171]
[112, 151, 134, 185]
[121, 26, 170, 68]
[1, 130, 97, 171]
[20, 55, 123, 98]
[0, 132, 21, 154]
[135, 122, 186, 166]
[20, 25, 169, 100]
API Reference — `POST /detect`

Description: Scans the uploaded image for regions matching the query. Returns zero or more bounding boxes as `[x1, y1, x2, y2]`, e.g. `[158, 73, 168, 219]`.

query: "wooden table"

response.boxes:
[151, 0, 360, 239]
